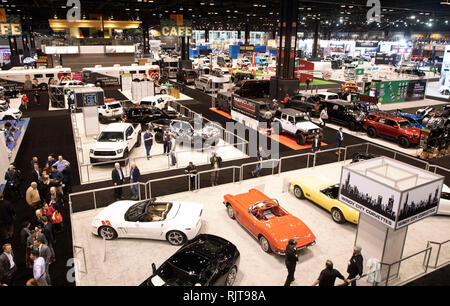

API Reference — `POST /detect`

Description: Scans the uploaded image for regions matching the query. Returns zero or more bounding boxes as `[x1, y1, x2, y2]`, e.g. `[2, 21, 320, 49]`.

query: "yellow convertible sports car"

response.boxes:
[290, 176, 359, 224]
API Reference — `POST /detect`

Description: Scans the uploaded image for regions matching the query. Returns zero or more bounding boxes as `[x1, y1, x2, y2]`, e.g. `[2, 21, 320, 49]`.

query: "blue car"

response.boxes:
[397, 112, 431, 133]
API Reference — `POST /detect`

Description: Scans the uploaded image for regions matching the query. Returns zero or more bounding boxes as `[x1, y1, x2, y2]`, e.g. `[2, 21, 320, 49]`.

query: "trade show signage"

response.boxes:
[160, 14, 192, 37]
[358, 60, 364, 65]
[339, 158, 444, 230]
[356, 41, 378, 48]
[356, 68, 364, 76]
[430, 66, 437, 73]
[0, 13, 22, 36]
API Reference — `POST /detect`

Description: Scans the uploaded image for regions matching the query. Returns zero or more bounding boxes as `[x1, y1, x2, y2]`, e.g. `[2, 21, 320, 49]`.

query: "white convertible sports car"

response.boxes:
[437, 184, 450, 216]
[91, 199, 203, 245]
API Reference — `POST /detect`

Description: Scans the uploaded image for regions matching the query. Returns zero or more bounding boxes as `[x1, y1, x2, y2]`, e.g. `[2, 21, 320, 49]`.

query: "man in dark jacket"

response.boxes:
[312, 134, 321, 152]
[284, 239, 298, 286]
[0, 243, 18, 286]
[112, 163, 125, 200]
[163, 129, 171, 154]
[0, 194, 15, 242]
[62, 162, 73, 195]
[4, 164, 21, 199]
[209, 153, 222, 186]
[31, 163, 41, 184]
[185, 162, 198, 191]
[129, 163, 141, 200]
[312, 260, 350, 286]
[347, 246, 363, 286]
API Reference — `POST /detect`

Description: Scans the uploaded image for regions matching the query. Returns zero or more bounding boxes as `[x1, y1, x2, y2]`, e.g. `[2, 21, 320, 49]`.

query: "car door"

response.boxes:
[137, 218, 164, 240]
[376, 117, 389, 136]
[286, 115, 296, 134]
[384, 119, 399, 138]
[125, 126, 134, 148]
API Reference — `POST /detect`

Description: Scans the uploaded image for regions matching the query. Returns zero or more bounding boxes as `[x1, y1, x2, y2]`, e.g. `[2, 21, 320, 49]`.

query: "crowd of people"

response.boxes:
[0, 154, 73, 286]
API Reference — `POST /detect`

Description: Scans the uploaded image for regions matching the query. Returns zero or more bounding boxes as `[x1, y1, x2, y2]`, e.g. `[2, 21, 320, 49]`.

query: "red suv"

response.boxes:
[363, 113, 421, 148]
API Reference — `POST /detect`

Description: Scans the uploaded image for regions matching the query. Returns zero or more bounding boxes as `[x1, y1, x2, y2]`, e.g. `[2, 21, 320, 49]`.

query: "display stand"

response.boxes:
[338, 157, 444, 284]
[83, 107, 100, 137]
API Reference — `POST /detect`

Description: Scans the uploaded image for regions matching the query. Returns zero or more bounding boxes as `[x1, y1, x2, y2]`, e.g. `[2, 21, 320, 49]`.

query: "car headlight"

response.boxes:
[117, 149, 123, 154]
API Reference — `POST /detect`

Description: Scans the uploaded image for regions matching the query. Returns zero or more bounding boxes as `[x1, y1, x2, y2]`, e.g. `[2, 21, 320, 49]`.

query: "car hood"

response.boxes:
[93, 201, 136, 223]
[91, 141, 126, 151]
[264, 215, 316, 249]
[296, 121, 320, 130]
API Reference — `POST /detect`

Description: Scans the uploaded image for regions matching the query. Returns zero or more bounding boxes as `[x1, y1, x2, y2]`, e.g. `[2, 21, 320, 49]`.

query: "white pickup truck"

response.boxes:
[89, 123, 141, 164]
[98, 101, 124, 123]
[272, 108, 322, 145]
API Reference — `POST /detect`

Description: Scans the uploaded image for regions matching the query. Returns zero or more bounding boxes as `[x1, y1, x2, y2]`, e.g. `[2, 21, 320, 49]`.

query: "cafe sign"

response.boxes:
[161, 14, 192, 37]
[0, 11, 22, 35]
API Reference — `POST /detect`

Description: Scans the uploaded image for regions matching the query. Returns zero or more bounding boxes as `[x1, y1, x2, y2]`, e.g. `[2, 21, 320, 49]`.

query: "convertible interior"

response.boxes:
[140, 203, 172, 222]
[320, 185, 340, 199]
[251, 200, 287, 221]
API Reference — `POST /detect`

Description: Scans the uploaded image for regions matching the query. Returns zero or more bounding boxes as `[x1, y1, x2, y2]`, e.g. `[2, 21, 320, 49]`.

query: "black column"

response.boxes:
[22, 35, 30, 57]
[238, 30, 241, 40]
[244, 24, 250, 44]
[30, 35, 36, 49]
[270, 0, 299, 100]
[142, 25, 149, 54]
[312, 19, 320, 59]
[181, 36, 190, 60]
[8, 36, 20, 66]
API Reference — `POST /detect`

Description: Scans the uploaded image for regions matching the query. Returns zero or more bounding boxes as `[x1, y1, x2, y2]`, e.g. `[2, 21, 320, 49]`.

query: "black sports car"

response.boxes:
[140, 234, 240, 286]
[122, 107, 180, 127]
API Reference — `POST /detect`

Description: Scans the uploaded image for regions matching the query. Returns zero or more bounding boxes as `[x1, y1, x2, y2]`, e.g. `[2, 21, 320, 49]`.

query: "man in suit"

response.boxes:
[336, 128, 344, 155]
[129, 163, 141, 200]
[31, 163, 41, 184]
[0, 243, 18, 285]
[0, 194, 15, 242]
[62, 162, 73, 195]
[284, 239, 298, 286]
[41, 216, 55, 263]
[30, 156, 39, 170]
[33, 237, 52, 285]
[185, 162, 198, 191]
[112, 163, 125, 200]
[312, 134, 321, 153]
[47, 186, 63, 205]
[163, 129, 171, 155]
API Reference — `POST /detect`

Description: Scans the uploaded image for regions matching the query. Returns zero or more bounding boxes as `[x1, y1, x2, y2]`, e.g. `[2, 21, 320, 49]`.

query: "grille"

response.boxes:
[94, 151, 116, 156]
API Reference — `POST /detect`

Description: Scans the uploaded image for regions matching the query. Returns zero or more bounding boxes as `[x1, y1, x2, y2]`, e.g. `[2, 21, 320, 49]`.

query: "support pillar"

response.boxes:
[8, 36, 20, 67]
[270, 0, 299, 100]
[311, 19, 320, 59]
[244, 24, 250, 44]
[179, 36, 192, 69]
[142, 25, 150, 54]
[205, 29, 209, 42]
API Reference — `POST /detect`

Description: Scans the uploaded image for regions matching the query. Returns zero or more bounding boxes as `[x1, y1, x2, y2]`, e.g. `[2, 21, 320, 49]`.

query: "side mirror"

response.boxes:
[152, 263, 157, 274]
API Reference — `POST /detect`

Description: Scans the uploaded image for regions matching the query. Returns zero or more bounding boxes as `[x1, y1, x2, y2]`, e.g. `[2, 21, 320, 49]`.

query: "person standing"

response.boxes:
[21, 93, 29, 111]
[32, 79, 40, 105]
[29, 250, 48, 286]
[4, 164, 21, 199]
[40, 216, 55, 263]
[282, 93, 290, 105]
[129, 163, 141, 200]
[163, 129, 171, 155]
[251, 146, 264, 177]
[62, 162, 73, 195]
[312, 134, 321, 153]
[23, 74, 33, 103]
[143, 128, 153, 160]
[347, 246, 363, 286]
[31, 163, 41, 184]
[320, 107, 328, 127]
[53, 156, 69, 173]
[312, 260, 350, 286]
[30, 156, 39, 170]
[25, 182, 41, 210]
[169, 135, 177, 166]
[112, 163, 125, 200]
[0, 244, 18, 286]
[336, 128, 344, 155]
[306, 78, 311, 90]
[0, 194, 15, 243]
[209, 153, 222, 186]
[185, 162, 198, 191]
[284, 239, 298, 286]
[33, 238, 52, 285]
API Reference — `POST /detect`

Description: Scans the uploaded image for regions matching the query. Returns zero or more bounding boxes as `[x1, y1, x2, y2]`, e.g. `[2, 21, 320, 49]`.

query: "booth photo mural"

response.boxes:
[396, 180, 443, 229]
[339, 169, 401, 229]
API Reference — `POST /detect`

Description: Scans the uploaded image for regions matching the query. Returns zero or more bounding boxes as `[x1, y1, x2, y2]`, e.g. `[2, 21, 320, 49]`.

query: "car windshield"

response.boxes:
[108, 104, 121, 109]
[295, 115, 310, 122]
[152, 261, 200, 286]
[328, 95, 339, 100]
[259, 104, 270, 110]
[97, 131, 123, 142]
[251, 199, 287, 220]
[125, 201, 148, 221]
[321, 185, 340, 199]
[399, 121, 412, 129]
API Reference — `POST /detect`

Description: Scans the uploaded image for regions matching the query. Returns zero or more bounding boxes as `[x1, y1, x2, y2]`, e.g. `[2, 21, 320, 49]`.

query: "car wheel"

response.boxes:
[296, 133, 306, 145]
[160, 89, 167, 94]
[98, 114, 105, 124]
[166, 230, 187, 246]
[95, 81, 103, 87]
[399, 136, 410, 148]
[98, 226, 117, 240]
[294, 185, 304, 199]
[348, 121, 356, 131]
[90, 158, 96, 164]
[226, 204, 235, 219]
[155, 132, 163, 143]
[225, 266, 238, 286]
[259, 235, 272, 253]
[367, 127, 377, 138]
[331, 208, 345, 224]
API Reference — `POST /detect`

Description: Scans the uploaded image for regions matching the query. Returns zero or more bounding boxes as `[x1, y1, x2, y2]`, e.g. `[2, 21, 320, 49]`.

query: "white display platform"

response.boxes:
[119, 89, 194, 102]
[70, 162, 450, 286]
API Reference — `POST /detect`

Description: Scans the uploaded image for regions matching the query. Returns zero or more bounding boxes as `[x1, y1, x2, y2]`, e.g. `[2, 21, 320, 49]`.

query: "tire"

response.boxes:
[121, 151, 129, 166]
[90, 158, 96, 164]
[348, 121, 356, 131]
[226, 204, 235, 219]
[296, 133, 306, 145]
[160, 89, 167, 94]
[3, 115, 13, 120]
[259, 235, 272, 253]
[95, 81, 103, 88]
[399, 136, 410, 148]
[155, 132, 163, 144]
[136, 133, 142, 147]
[293, 185, 304, 199]
[225, 266, 238, 286]
[367, 127, 377, 138]
[98, 226, 117, 240]
[166, 230, 187, 246]
[331, 208, 345, 224]
[98, 114, 106, 124]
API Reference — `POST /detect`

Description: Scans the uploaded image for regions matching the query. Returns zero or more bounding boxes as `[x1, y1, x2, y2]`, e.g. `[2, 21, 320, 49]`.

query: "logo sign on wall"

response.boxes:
[0, 13, 22, 36]
[356, 68, 365, 76]
[160, 14, 192, 37]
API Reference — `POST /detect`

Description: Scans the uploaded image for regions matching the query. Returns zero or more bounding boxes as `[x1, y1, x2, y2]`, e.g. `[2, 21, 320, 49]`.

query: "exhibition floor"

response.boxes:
[70, 162, 449, 286]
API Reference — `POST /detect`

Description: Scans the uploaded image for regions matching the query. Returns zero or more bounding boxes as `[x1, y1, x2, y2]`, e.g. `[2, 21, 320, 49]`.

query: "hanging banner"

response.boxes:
[160, 14, 192, 37]
[0, 14, 22, 36]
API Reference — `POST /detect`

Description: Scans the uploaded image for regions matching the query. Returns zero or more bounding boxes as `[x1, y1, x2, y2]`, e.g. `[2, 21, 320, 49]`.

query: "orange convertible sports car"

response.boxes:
[223, 189, 316, 255]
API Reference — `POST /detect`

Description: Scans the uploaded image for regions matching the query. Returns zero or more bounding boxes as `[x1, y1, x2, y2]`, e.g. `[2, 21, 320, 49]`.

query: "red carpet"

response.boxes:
[209, 108, 232, 119]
